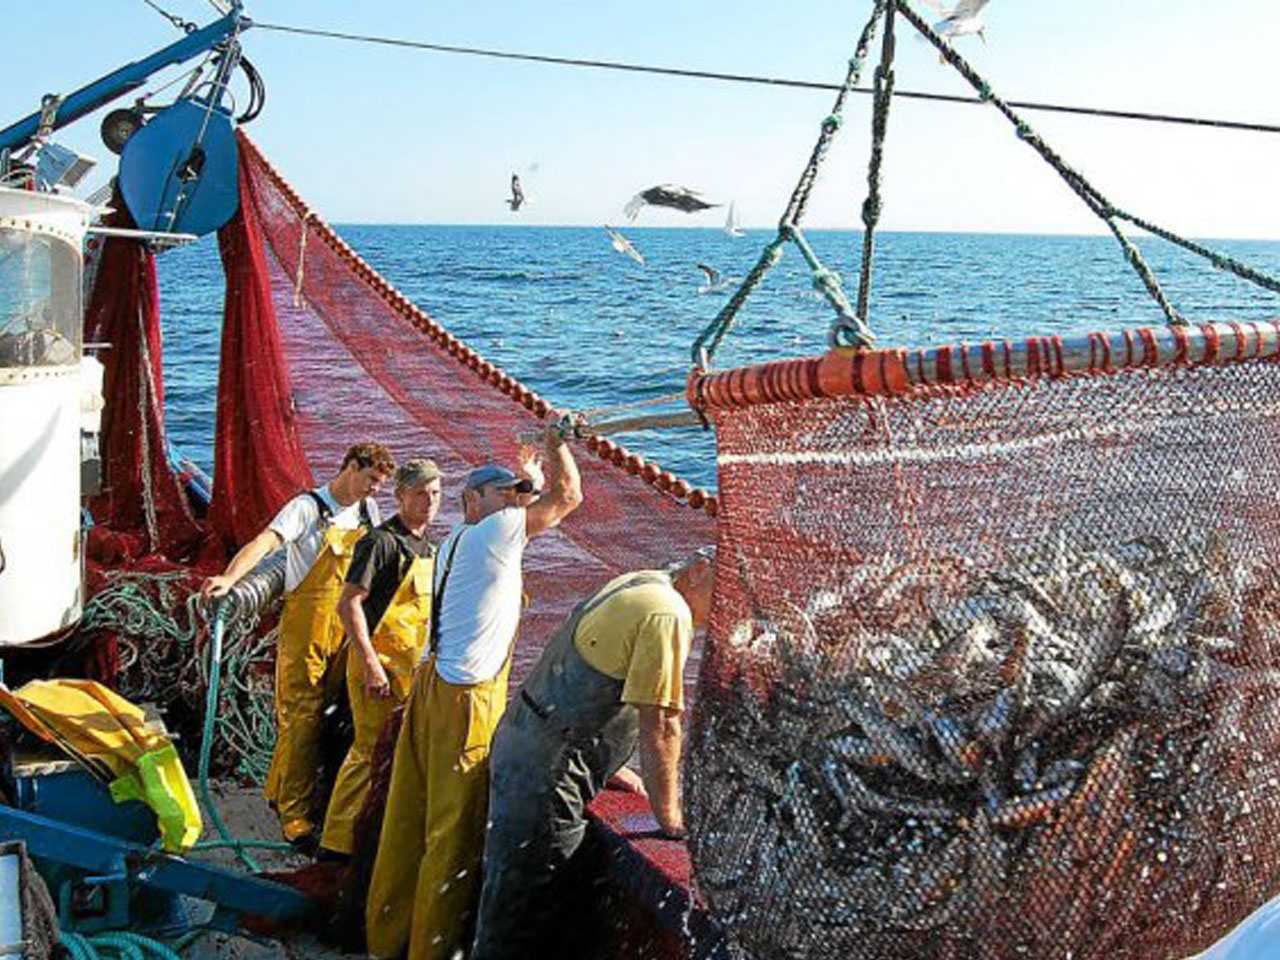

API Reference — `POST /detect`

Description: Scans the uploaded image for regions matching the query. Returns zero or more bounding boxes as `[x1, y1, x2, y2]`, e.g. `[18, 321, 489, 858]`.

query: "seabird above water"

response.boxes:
[624, 184, 718, 221]
[604, 226, 645, 266]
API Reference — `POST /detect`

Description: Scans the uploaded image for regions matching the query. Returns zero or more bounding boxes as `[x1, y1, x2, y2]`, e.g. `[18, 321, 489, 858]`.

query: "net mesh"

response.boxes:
[687, 344, 1280, 959]
[235, 132, 714, 680]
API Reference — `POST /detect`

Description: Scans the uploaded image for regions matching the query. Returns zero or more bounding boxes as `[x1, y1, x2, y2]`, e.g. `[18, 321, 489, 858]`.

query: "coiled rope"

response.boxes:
[61, 930, 186, 960]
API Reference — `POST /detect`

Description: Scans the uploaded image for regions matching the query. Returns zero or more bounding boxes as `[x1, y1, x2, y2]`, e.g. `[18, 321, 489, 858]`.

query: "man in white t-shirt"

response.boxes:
[201, 441, 395, 850]
[366, 418, 582, 960]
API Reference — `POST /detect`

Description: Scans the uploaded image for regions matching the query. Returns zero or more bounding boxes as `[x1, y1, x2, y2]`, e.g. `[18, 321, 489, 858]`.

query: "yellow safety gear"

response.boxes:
[365, 654, 511, 960]
[321, 554, 433, 855]
[0, 679, 202, 852]
[264, 521, 369, 839]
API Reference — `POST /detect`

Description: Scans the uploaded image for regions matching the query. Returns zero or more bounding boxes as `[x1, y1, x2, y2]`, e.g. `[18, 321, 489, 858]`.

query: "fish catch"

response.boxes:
[688, 533, 1280, 959]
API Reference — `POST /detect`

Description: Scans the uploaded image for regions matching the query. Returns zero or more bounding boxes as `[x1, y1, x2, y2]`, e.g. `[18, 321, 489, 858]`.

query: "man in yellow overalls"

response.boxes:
[201, 441, 395, 851]
[320, 458, 442, 858]
[366, 417, 582, 960]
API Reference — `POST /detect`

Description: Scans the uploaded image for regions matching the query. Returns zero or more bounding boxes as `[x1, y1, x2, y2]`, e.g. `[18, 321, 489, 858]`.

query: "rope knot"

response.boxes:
[978, 83, 993, 102]
[821, 114, 843, 135]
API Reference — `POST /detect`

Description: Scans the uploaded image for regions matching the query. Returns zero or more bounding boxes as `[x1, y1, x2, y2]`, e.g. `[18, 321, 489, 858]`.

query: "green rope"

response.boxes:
[856, 0, 897, 329]
[61, 931, 188, 960]
[892, 0, 1280, 325]
[198, 606, 263, 872]
[691, 0, 889, 367]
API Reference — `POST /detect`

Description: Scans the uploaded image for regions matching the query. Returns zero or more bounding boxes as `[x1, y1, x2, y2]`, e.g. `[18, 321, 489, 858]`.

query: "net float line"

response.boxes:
[688, 319, 1280, 413]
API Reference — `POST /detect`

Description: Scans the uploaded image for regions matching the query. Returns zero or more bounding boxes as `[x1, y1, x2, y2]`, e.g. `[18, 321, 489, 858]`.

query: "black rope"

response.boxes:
[139, 0, 197, 33]
[254, 21, 1280, 137]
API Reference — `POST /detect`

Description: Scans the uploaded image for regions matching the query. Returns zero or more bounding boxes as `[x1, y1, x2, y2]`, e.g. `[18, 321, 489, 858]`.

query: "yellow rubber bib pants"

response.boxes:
[365, 653, 512, 960]
[264, 522, 368, 842]
[321, 554, 434, 855]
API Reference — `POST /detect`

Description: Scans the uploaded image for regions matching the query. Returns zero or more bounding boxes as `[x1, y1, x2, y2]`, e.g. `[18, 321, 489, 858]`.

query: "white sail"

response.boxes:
[724, 201, 744, 238]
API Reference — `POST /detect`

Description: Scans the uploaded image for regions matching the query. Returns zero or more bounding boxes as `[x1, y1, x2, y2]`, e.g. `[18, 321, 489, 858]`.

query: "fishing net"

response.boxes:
[685, 328, 1280, 960]
[232, 131, 716, 682]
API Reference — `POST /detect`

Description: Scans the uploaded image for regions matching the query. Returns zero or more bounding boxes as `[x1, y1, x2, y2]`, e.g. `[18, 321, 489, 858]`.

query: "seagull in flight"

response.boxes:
[604, 226, 645, 266]
[507, 174, 525, 212]
[624, 184, 718, 221]
[921, 0, 990, 44]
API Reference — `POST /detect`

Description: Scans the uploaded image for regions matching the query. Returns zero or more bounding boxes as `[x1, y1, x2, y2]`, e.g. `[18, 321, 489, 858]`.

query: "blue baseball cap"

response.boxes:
[464, 464, 535, 494]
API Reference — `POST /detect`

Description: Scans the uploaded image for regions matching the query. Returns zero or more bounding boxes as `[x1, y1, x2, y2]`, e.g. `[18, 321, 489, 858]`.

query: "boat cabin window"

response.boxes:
[0, 227, 82, 368]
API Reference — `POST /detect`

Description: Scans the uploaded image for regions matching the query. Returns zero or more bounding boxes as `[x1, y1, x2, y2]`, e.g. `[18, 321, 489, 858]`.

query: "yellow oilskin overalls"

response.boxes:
[264, 520, 370, 842]
[320, 551, 434, 855]
[365, 653, 513, 960]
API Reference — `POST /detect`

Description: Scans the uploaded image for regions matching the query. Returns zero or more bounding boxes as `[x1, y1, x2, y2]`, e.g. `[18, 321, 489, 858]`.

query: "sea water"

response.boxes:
[155, 227, 1280, 490]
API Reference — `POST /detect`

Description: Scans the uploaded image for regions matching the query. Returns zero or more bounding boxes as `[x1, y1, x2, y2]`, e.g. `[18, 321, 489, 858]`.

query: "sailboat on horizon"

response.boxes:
[724, 200, 744, 238]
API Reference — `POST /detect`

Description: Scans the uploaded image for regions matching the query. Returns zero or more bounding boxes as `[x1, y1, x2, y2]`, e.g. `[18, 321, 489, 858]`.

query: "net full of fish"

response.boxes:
[687, 534, 1280, 960]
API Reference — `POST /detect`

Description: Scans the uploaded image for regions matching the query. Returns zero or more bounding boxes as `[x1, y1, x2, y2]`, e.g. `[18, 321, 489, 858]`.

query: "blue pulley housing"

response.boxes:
[118, 96, 239, 237]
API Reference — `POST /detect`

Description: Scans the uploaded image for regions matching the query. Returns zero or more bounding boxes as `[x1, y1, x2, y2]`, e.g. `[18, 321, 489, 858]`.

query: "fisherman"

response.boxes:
[200, 441, 395, 852]
[365, 417, 583, 960]
[317, 457, 443, 861]
[469, 546, 715, 960]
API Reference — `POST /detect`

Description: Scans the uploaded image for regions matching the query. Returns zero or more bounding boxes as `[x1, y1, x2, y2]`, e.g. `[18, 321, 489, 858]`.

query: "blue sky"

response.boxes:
[4, 1, 1279, 237]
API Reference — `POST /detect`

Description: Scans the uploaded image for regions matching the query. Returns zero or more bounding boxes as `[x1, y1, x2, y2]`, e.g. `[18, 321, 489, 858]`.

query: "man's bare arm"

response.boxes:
[200, 528, 283, 600]
[638, 704, 685, 838]
[525, 416, 583, 540]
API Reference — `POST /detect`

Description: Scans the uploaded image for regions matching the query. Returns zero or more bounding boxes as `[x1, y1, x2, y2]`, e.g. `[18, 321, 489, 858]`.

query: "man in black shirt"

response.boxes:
[320, 458, 442, 858]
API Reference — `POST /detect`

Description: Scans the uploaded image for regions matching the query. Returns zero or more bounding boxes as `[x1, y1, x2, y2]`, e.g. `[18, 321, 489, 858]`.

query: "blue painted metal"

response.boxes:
[13, 765, 158, 846]
[0, 6, 247, 154]
[118, 97, 239, 236]
[0, 806, 314, 928]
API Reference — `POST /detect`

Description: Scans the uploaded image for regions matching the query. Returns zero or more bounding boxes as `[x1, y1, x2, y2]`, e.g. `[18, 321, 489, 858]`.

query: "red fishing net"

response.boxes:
[83, 198, 204, 563]
[686, 328, 1280, 959]
[207, 166, 315, 551]
[233, 132, 715, 680]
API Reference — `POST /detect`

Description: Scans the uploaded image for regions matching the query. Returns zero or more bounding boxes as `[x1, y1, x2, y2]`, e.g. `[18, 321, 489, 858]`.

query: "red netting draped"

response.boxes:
[208, 160, 315, 550]
[83, 199, 203, 563]
[686, 328, 1280, 960]
[235, 132, 715, 680]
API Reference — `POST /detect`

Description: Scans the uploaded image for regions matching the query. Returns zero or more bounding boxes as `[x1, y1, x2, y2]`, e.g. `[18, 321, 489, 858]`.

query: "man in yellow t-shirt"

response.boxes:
[469, 547, 715, 960]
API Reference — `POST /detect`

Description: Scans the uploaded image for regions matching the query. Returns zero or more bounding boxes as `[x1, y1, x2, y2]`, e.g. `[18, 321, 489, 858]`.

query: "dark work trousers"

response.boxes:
[470, 573, 670, 960]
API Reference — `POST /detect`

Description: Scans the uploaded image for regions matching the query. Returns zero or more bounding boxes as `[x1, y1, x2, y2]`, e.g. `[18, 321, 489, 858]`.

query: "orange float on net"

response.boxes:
[655, 472, 676, 492]
[625, 453, 645, 475]
[687, 488, 707, 509]
[641, 462, 661, 483]
[533, 399, 550, 417]
[585, 436, 601, 454]
[704, 495, 719, 517]
[610, 446, 629, 468]
[670, 479, 691, 500]
[596, 439, 617, 460]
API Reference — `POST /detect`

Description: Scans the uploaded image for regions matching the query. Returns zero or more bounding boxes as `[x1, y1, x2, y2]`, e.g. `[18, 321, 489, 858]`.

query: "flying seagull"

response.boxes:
[624, 184, 718, 221]
[921, 0, 991, 43]
[604, 226, 645, 266]
[507, 174, 525, 212]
